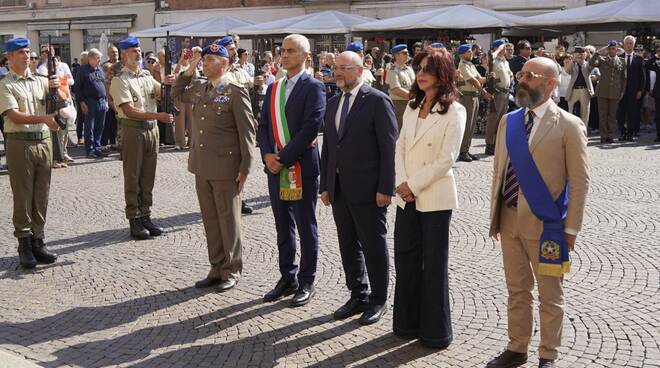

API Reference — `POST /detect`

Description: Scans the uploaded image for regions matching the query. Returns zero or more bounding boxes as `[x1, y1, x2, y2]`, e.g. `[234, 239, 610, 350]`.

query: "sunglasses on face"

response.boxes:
[146, 59, 157, 64]
[30, 57, 39, 60]
[413, 64, 434, 74]
[516, 71, 549, 80]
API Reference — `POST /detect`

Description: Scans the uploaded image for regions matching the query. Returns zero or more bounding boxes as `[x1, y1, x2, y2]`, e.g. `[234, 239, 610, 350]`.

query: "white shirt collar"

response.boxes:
[528, 98, 552, 121]
[286, 69, 306, 85]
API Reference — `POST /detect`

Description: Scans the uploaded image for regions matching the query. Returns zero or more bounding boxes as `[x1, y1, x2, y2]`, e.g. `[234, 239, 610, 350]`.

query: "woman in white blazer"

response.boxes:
[392, 49, 466, 349]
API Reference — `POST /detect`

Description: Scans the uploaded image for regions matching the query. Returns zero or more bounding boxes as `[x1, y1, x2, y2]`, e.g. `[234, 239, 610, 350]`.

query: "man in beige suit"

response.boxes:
[486, 58, 590, 368]
[172, 42, 256, 291]
[563, 46, 594, 126]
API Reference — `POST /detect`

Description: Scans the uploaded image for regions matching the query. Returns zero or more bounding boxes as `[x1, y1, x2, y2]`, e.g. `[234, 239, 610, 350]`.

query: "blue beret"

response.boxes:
[346, 41, 363, 53]
[430, 42, 445, 49]
[216, 36, 234, 47]
[492, 39, 505, 49]
[118, 36, 140, 50]
[202, 43, 228, 58]
[391, 44, 408, 54]
[607, 40, 617, 47]
[4, 37, 29, 52]
[458, 44, 471, 55]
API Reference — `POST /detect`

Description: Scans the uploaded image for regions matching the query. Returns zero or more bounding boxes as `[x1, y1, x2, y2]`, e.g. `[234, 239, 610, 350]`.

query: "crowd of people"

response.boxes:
[0, 29, 656, 368]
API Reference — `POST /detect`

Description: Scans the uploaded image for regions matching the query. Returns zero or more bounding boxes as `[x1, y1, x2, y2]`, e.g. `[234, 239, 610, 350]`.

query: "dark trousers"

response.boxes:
[101, 109, 117, 146]
[332, 177, 389, 305]
[655, 96, 660, 138]
[558, 97, 568, 111]
[617, 91, 641, 136]
[268, 175, 319, 285]
[84, 98, 108, 154]
[76, 100, 85, 140]
[589, 96, 599, 131]
[393, 203, 452, 347]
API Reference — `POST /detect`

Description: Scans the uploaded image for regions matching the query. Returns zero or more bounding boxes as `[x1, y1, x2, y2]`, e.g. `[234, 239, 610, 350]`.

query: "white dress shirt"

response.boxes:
[334, 81, 363, 132]
[284, 69, 306, 103]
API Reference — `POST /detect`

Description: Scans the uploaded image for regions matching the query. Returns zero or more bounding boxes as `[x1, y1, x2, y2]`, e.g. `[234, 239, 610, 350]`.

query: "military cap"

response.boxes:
[346, 41, 364, 53]
[202, 43, 228, 58]
[430, 42, 445, 49]
[118, 36, 140, 50]
[391, 44, 408, 54]
[4, 37, 29, 52]
[607, 40, 618, 47]
[573, 46, 585, 53]
[216, 36, 234, 47]
[492, 38, 505, 49]
[458, 44, 471, 55]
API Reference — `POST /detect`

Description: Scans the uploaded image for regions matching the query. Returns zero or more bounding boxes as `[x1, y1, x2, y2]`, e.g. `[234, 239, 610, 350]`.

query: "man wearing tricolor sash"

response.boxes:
[486, 57, 590, 368]
[257, 34, 326, 307]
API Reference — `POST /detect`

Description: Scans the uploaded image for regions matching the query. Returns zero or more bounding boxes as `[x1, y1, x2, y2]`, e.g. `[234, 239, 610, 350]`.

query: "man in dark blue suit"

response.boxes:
[617, 35, 646, 141]
[257, 34, 326, 307]
[320, 51, 398, 325]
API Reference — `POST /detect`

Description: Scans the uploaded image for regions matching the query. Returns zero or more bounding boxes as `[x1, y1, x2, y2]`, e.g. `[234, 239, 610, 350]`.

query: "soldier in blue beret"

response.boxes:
[109, 36, 175, 240]
[173, 41, 256, 291]
[429, 42, 446, 51]
[386, 44, 413, 130]
[346, 41, 364, 55]
[0, 37, 67, 268]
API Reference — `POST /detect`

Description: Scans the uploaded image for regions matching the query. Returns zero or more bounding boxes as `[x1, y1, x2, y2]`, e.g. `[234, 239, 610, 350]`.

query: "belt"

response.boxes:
[5, 131, 50, 141]
[573, 86, 587, 90]
[119, 119, 156, 130]
[460, 91, 479, 97]
[494, 88, 509, 94]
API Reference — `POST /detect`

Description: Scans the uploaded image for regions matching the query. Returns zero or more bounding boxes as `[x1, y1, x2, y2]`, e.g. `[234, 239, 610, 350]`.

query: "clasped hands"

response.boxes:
[395, 182, 415, 203]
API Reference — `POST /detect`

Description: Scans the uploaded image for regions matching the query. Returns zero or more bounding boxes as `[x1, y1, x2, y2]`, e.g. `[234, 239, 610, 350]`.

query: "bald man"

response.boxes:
[486, 57, 589, 368]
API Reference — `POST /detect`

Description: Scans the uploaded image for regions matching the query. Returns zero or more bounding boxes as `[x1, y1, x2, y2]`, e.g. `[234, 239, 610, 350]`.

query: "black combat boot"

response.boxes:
[32, 237, 58, 264]
[17, 237, 37, 269]
[129, 218, 150, 240]
[141, 216, 163, 236]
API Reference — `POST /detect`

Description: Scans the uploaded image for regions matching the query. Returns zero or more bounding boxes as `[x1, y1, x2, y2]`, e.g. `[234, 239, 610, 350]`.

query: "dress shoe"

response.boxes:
[618, 135, 628, 142]
[468, 152, 480, 161]
[194, 276, 222, 288]
[485, 144, 495, 156]
[606, 138, 614, 143]
[218, 278, 237, 292]
[17, 237, 37, 269]
[538, 358, 555, 368]
[457, 152, 472, 162]
[263, 279, 299, 302]
[485, 350, 528, 368]
[241, 201, 253, 214]
[129, 218, 150, 240]
[359, 303, 387, 325]
[291, 283, 315, 307]
[141, 216, 163, 236]
[31, 237, 58, 264]
[94, 150, 109, 158]
[333, 298, 367, 320]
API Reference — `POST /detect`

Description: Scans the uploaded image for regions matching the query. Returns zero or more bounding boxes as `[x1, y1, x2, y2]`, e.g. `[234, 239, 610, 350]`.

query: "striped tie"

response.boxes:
[503, 111, 535, 208]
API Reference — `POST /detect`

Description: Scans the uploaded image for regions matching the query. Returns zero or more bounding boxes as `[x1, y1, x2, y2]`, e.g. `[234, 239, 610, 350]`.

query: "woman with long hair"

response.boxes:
[392, 49, 466, 349]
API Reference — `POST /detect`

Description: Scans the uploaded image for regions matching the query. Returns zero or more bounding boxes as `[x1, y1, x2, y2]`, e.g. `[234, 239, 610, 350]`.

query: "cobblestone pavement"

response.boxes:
[0, 132, 658, 368]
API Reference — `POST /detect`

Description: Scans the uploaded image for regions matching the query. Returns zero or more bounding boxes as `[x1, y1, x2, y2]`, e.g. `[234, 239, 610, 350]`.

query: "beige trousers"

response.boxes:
[568, 88, 591, 126]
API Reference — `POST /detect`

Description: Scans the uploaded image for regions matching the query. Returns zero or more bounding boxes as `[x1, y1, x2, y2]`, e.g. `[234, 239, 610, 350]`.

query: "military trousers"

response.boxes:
[6, 136, 52, 239]
[597, 97, 619, 140]
[195, 175, 243, 281]
[459, 94, 480, 154]
[121, 123, 159, 219]
[486, 91, 510, 145]
[392, 100, 408, 131]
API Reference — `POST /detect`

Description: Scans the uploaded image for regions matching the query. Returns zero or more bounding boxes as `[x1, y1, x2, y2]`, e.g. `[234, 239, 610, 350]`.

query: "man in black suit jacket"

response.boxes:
[320, 51, 398, 325]
[646, 50, 660, 142]
[617, 36, 646, 141]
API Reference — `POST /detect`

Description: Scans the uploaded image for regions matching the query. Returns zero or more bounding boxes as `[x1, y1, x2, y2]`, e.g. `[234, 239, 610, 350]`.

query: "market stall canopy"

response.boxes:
[519, 0, 660, 30]
[131, 15, 253, 38]
[231, 10, 376, 36]
[352, 5, 526, 33]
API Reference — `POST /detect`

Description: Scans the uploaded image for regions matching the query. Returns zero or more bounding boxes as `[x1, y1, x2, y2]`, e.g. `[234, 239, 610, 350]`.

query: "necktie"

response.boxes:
[503, 111, 535, 208]
[337, 92, 351, 137]
[627, 55, 631, 68]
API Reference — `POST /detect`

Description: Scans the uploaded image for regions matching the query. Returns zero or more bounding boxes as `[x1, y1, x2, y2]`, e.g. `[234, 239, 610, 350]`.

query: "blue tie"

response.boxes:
[337, 92, 352, 137]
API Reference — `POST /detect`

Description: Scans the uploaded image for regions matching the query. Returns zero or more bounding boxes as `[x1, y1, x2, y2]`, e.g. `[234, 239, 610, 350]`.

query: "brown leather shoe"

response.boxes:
[485, 350, 527, 368]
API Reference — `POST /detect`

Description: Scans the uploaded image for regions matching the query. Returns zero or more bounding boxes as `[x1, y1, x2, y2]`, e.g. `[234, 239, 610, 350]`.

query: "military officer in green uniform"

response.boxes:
[0, 37, 62, 268]
[172, 42, 256, 291]
[386, 44, 415, 130]
[109, 36, 174, 240]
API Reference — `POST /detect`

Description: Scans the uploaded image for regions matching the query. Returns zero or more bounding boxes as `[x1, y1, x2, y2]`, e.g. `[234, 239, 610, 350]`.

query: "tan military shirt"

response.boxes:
[589, 53, 627, 100]
[458, 59, 480, 93]
[362, 67, 376, 87]
[109, 67, 160, 121]
[0, 70, 49, 133]
[492, 57, 513, 90]
[386, 63, 415, 101]
[226, 64, 253, 89]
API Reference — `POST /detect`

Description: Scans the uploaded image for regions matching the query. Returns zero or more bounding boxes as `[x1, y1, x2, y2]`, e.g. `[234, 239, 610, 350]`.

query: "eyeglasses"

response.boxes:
[331, 65, 360, 72]
[30, 57, 39, 60]
[413, 64, 435, 74]
[516, 71, 550, 80]
[146, 59, 157, 64]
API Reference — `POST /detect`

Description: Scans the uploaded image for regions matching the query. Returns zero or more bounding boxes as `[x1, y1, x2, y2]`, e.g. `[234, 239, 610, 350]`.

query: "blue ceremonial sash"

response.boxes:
[505, 108, 570, 277]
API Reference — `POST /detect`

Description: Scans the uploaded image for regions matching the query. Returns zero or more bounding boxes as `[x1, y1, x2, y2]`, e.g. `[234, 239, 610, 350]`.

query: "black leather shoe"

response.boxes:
[485, 350, 528, 368]
[241, 201, 253, 214]
[333, 298, 367, 320]
[195, 276, 222, 288]
[141, 216, 163, 236]
[17, 237, 37, 269]
[218, 278, 237, 292]
[359, 303, 387, 325]
[291, 283, 315, 307]
[458, 152, 472, 162]
[485, 144, 495, 156]
[538, 358, 555, 368]
[129, 219, 150, 240]
[468, 152, 480, 161]
[31, 237, 57, 264]
[618, 135, 628, 142]
[263, 279, 299, 302]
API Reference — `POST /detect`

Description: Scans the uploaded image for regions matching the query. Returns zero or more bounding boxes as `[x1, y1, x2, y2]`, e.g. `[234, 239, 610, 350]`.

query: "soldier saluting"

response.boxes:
[109, 37, 174, 239]
[0, 37, 65, 268]
[172, 42, 256, 291]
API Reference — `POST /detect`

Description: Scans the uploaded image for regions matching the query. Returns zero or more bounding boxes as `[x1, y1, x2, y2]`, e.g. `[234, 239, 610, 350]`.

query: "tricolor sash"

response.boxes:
[506, 108, 570, 277]
[270, 78, 303, 201]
